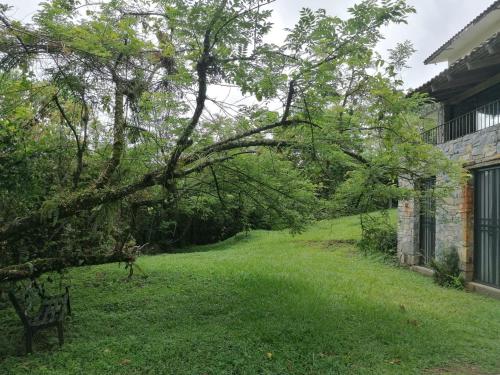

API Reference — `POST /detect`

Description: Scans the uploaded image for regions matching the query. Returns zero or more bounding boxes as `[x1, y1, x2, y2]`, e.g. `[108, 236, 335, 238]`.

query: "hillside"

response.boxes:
[1, 215, 500, 374]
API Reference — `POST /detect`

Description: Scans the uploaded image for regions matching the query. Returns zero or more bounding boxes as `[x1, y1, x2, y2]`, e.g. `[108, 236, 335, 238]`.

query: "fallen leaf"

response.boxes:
[120, 359, 131, 365]
[407, 319, 419, 327]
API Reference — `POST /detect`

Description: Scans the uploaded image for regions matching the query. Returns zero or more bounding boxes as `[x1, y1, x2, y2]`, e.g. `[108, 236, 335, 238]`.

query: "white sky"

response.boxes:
[3, 0, 495, 89]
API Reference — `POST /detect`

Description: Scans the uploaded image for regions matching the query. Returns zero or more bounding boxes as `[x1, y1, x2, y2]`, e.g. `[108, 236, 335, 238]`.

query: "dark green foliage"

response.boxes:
[1, 207, 121, 268]
[0, 0, 461, 282]
[430, 248, 466, 290]
[358, 213, 397, 256]
[132, 203, 248, 250]
[128, 152, 317, 252]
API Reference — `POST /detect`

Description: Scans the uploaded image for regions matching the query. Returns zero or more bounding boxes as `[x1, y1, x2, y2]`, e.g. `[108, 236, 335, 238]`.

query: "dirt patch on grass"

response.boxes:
[423, 365, 494, 375]
[299, 239, 357, 250]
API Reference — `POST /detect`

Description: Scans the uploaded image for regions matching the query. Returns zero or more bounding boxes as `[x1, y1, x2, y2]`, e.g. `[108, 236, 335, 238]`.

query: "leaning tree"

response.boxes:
[0, 0, 458, 282]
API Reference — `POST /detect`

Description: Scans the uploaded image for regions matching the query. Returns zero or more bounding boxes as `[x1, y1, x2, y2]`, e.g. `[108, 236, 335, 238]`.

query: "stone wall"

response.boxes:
[433, 175, 474, 280]
[398, 123, 500, 279]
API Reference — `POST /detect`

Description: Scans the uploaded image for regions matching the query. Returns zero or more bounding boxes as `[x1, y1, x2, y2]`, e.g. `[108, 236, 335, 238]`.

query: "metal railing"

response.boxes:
[422, 98, 500, 145]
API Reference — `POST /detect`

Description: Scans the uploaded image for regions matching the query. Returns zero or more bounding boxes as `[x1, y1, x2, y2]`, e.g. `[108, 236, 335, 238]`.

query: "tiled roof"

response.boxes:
[412, 32, 500, 101]
[424, 0, 500, 65]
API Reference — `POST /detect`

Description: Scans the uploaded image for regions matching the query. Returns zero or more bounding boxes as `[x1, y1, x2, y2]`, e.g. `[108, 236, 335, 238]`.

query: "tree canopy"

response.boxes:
[0, 0, 460, 282]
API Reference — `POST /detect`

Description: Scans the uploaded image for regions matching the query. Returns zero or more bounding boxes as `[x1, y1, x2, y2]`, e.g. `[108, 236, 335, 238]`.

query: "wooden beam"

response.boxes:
[446, 66, 498, 83]
[432, 75, 484, 92]
[448, 71, 500, 104]
[467, 54, 500, 71]
[432, 89, 474, 102]
[487, 44, 500, 55]
[433, 86, 473, 97]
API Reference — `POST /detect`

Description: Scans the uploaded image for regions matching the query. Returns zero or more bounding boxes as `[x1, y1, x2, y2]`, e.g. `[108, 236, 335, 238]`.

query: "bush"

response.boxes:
[358, 215, 397, 256]
[430, 248, 465, 289]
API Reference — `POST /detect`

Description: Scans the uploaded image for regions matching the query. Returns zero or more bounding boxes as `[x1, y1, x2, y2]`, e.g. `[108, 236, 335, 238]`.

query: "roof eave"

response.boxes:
[424, 0, 500, 65]
[411, 32, 500, 103]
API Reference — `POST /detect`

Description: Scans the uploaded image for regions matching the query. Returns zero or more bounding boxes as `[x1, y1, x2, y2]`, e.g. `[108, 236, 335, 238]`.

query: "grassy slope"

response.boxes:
[1, 214, 500, 375]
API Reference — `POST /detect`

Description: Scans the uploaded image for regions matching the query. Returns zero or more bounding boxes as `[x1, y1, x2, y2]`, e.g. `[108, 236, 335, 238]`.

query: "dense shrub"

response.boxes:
[430, 248, 465, 289]
[358, 214, 397, 256]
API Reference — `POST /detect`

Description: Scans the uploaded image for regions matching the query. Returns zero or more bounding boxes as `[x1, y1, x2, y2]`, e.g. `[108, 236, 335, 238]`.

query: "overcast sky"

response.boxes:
[3, 0, 495, 89]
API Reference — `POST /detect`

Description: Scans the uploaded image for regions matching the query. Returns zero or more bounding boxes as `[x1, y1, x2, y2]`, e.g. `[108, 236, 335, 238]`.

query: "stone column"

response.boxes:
[435, 174, 474, 279]
[460, 177, 474, 281]
[397, 179, 420, 265]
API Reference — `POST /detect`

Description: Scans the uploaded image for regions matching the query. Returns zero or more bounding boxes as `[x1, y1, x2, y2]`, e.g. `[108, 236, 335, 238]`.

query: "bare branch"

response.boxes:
[53, 95, 81, 150]
[339, 148, 368, 165]
[94, 85, 125, 189]
[174, 151, 256, 178]
[121, 11, 170, 19]
[186, 118, 317, 163]
[281, 80, 296, 122]
[210, 165, 226, 208]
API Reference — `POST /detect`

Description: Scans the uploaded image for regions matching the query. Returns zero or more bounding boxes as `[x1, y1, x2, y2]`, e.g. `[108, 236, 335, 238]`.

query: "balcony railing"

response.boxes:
[422, 98, 500, 145]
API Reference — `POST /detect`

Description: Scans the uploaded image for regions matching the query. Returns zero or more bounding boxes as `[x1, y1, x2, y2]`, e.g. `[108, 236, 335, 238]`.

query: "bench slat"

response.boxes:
[8, 287, 71, 353]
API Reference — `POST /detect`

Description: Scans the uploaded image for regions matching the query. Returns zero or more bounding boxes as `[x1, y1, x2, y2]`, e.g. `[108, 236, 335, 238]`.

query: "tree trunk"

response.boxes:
[0, 171, 159, 242]
[94, 86, 125, 189]
[0, 252, 135, 282]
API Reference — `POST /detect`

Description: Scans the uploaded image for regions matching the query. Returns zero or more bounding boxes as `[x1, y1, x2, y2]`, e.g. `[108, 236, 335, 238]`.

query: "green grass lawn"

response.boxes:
[2, 214, 500, 374]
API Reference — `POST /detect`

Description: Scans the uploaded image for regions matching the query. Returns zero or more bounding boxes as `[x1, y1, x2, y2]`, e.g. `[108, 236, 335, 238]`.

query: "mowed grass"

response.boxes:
[2, 214, 500, 374]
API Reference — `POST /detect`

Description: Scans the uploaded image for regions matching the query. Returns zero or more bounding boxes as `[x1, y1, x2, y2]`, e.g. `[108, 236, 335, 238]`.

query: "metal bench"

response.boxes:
[8, 286, 71, 354]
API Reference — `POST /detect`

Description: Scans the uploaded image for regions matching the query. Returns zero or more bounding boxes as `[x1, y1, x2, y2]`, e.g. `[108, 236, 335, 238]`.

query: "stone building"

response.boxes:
[398, 1, 500, 294]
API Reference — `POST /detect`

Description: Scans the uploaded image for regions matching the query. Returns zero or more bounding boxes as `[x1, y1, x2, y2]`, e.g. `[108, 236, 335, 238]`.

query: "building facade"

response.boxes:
[398, 1, 500, 291]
